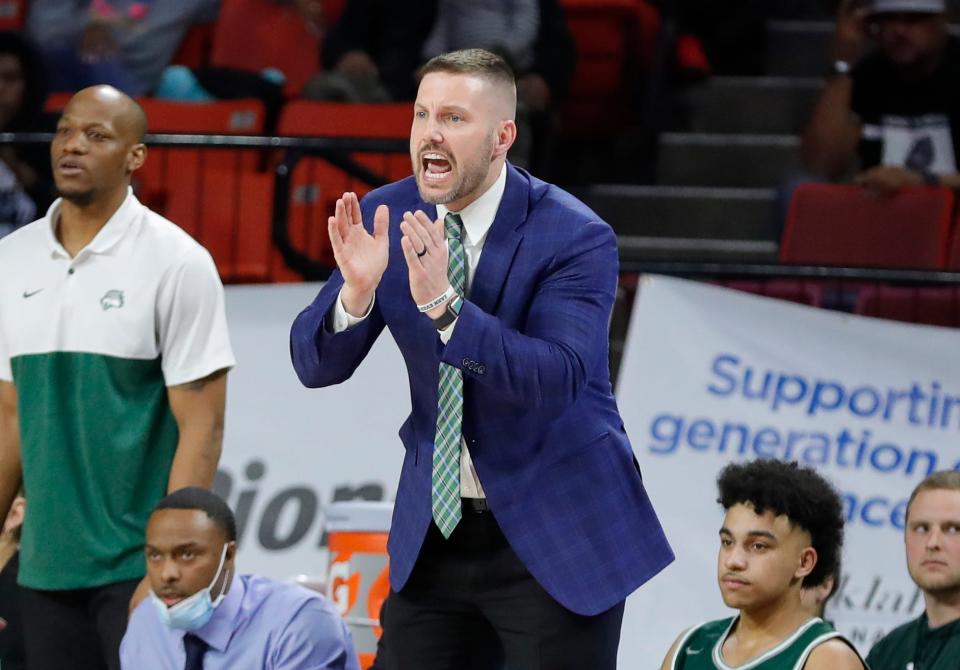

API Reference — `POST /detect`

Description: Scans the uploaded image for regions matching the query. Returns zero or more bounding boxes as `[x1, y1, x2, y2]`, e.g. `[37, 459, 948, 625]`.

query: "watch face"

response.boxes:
[450, 297, 464, 315]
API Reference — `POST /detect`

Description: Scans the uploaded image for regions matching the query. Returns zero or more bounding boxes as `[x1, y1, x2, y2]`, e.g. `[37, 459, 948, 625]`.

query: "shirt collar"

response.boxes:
[183, 573, 245, 653]
[44, 187, 142, 259]
[436, 163, 507, 247]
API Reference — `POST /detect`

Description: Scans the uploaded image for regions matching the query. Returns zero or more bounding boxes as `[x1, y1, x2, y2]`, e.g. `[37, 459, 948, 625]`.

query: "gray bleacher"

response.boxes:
[581, 0, 835, 264]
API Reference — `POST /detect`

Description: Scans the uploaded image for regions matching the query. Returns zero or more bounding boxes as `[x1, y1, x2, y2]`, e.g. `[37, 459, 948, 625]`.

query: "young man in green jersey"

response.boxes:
[659, 459, 866, 670]
[866, 470, 960, 670]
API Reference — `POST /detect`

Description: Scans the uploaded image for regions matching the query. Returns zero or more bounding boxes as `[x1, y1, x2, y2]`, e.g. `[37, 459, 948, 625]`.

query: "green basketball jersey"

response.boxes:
[865, 614, 960, 670]
[670, 617, 863, 670]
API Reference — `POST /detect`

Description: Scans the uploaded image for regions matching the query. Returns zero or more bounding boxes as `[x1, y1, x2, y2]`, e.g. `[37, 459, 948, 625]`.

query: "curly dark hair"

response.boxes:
[717, 459, 844, 589]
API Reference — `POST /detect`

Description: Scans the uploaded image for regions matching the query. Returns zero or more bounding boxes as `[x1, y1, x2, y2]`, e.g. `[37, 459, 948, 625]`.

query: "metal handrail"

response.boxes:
[618, 261, 960, 285]
[5, 132, 960, 284]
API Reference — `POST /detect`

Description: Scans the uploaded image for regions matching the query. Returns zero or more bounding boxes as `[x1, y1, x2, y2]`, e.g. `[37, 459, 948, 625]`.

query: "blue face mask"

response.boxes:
[150, 544, 230, 631]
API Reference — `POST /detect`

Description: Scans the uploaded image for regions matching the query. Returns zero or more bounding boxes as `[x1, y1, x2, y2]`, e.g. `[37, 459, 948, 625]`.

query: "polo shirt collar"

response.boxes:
[44, 187, 142, 259]
[183, 573, 244, 653]
[436, 163, 507, 247]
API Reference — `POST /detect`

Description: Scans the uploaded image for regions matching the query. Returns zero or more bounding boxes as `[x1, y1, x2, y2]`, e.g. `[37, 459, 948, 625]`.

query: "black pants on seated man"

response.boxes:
[19, 578, 139, 670]
[379, 503, 625, 670]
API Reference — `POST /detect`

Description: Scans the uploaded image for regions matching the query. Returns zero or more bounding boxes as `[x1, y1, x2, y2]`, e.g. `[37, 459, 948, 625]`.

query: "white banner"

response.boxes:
[218, 283, 406, 583]
[617, 275, 960, 663]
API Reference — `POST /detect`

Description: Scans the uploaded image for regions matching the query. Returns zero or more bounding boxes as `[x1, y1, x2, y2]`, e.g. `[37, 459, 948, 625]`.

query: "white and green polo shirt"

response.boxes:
[0, 188, 235, 590]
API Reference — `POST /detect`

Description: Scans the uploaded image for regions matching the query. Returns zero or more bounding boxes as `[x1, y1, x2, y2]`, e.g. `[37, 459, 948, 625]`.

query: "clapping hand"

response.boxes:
[328, 192, 390, 316]
[400, 210, 452, 319]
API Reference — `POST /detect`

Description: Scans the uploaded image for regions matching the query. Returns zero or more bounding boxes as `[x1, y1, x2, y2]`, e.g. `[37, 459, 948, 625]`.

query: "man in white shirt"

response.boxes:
[0, 85, 234, 670]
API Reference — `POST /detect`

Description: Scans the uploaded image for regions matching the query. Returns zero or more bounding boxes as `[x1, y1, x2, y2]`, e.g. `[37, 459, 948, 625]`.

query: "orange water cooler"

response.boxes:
[325, 501, 393, 670]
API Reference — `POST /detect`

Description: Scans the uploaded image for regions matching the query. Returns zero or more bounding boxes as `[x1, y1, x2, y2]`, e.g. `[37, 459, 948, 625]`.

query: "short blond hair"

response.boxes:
[906, 470, 960, 520]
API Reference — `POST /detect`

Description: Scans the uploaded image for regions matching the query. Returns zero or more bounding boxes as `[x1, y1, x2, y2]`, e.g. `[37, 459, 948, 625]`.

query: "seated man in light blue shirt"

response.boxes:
[121, 487, 360, 670]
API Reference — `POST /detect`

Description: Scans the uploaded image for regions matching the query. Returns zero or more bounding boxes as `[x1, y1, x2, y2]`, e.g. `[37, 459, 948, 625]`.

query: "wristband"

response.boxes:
[417, 285, 456, 313]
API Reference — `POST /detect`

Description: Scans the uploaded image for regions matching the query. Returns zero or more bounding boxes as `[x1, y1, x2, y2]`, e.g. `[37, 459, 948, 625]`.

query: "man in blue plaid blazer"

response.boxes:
[290, 48, 673, 670]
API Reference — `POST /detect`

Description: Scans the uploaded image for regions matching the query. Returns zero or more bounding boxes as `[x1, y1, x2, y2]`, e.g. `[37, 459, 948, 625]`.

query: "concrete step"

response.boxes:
[679, 76, 821, 134]
[656, 133, 803, 188]
[765, 20, 833, 77]
[576, 184, 779, 263]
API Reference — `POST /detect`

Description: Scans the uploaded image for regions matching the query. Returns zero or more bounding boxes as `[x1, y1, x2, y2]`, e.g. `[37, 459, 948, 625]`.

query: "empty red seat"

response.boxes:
[44, 92, 74, 114]
[210, 0, 321, 97]
[560, 0, 659, 137]
[855, 285, 960, 327]
[170, 21, 215, 70]
[130, 98, 268, 280]
[133, 97, 265, 210]
[274, 101, 411, 273]
[164, 167, 274, 282]
[781, 184, 954, 269]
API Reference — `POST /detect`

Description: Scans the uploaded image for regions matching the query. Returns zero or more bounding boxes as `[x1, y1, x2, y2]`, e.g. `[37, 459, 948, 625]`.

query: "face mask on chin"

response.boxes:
[150, 543, 231, 631]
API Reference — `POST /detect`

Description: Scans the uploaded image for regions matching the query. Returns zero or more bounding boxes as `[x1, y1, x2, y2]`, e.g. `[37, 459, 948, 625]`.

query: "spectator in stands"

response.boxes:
[0, 32, 55, 241]
[312, 0, 574, 105]
[803, 0, 960, 193]
[26, 0, 219, 96]
[0, 492, 25, 670]
[121, 487, 360, 670]
[304, 0, 576, 170]
[0, 85, 234, 670]
[866, 470, 960, 669]
[658, 459, 865, 670]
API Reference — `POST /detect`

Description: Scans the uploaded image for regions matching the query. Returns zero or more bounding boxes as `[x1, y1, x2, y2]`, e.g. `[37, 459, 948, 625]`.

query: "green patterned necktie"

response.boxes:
[432, 212, 465, 538]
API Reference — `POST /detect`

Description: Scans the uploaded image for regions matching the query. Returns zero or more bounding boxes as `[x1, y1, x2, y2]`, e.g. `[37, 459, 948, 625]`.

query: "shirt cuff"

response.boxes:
[331, 289, 374, 333]
[439, 317, 458, 343]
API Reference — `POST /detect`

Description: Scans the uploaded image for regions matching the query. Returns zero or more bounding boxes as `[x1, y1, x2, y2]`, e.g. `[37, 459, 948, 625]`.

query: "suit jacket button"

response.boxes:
[477, 366, 485, 375]
[462, 357, 471, 367]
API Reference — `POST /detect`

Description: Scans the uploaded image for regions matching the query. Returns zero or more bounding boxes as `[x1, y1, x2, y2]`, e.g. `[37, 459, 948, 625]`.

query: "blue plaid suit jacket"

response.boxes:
[290, 164, 674, 616]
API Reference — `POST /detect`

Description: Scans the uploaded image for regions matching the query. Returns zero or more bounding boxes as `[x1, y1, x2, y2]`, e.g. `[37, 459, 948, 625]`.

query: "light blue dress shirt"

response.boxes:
[120, 574, 361, 670]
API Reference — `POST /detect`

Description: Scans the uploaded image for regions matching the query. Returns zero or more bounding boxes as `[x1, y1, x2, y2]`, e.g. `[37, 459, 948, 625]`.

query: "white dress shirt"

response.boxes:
[332, 164, 508, 498]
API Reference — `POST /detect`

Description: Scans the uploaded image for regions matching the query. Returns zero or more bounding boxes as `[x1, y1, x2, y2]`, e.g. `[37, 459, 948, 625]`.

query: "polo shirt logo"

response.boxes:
[100, 290, 124, 311]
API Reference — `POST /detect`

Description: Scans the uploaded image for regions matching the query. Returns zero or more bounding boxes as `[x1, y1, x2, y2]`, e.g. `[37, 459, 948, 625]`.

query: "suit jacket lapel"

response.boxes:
[468, 165, 529, 314]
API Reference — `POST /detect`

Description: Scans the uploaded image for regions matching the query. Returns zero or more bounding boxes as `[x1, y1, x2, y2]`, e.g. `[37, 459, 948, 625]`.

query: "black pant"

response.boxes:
[19, 578, 140, 670]
[380, 505, 625, 670]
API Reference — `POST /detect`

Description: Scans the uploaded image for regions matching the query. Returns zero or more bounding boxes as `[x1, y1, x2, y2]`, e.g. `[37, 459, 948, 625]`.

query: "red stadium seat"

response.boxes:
[0, 0, 24, 30]
[44, 92, 74, 114]
[855, 285, 960, 327]
[138, 97, 265, 134]
[171, 21, 215, 70]
[133, 97, 265, 211]
[781, 184, 954, 269]
[164, 167, 274, 282]
[560, 0, 659, 137]
[130, 99, 267, 280]
[274, 101, 411, 274]
[210, 0, 321, 97]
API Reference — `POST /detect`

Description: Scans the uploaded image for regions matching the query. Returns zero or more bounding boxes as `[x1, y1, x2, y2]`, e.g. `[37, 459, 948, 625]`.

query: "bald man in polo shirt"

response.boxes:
[0, 86, 234, 670]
